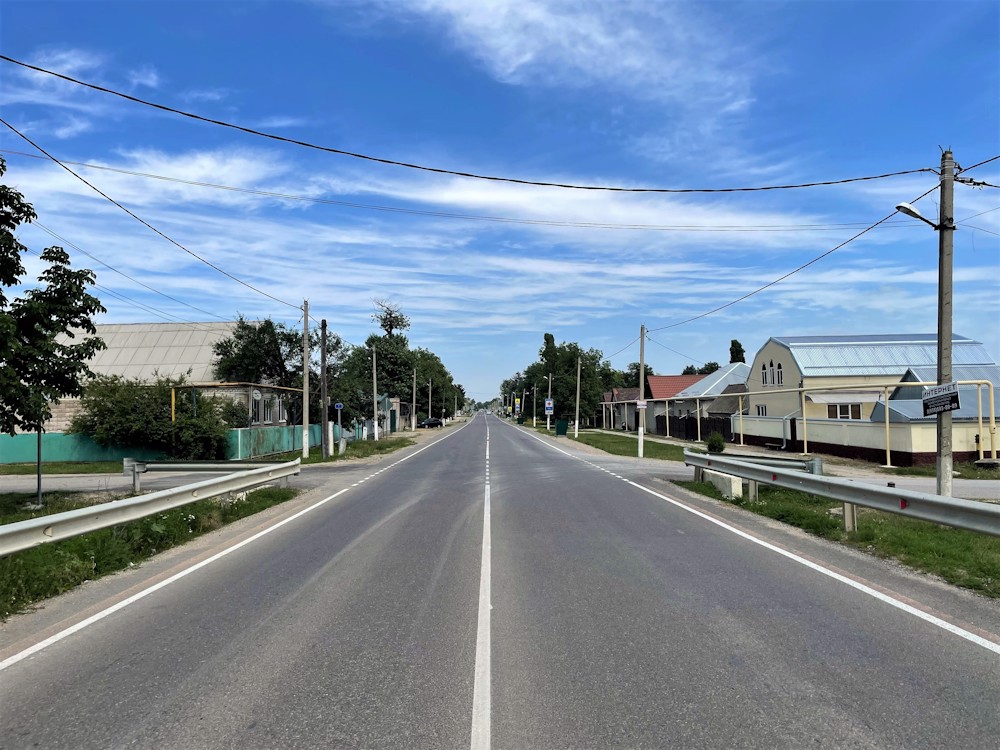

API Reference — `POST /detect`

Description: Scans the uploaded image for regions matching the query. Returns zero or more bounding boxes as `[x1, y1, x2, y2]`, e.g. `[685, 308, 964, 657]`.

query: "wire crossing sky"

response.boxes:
[1, 0, 997, 400]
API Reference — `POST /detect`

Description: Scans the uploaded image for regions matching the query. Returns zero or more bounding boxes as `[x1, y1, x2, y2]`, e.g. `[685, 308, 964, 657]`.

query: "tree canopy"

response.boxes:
[0, 157, 105, 435]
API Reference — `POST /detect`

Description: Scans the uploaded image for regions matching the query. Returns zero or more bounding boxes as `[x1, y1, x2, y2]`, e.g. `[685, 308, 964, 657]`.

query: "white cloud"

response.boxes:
[127, 65, 161, 89]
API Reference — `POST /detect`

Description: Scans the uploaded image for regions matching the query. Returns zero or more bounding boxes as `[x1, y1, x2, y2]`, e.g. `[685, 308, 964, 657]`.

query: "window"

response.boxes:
[756, 404, 767, 417]
[263, 397, 273, 424]
[827, 403, 862, 420]
[251, 398, 260, 424]
[776, 363, 783, 385]
[769, 360, 775, 385]
[761, 363, 767, 385]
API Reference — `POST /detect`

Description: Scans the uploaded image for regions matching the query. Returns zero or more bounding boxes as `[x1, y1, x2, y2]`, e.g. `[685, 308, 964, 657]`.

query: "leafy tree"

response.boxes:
[69, 375, 231, 459]
[729, 339, 746, 363]
[510, 333, 605, 421]
[0, 156, 105, 437]
[212, 316, 294, 386]
[698, 361, 721, 375]
[681, 365, 698, 375]
[372, 298, 410, 337]
[624, 362, 654, 389]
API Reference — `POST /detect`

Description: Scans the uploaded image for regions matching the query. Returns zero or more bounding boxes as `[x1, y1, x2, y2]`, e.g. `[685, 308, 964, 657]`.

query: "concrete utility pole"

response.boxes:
[638, 323, 646, 458]
[574, 355, 581, 438]
[372, 345, 379, 441]
[937, 149, 956, 497]
[428, 378, 432, 423]
[412, 368, 417, 431]
[547, 373, 552, 431]
[320, 319, 329, 459]
[302, 300, 309, 459]
[533, 383, 537, 427]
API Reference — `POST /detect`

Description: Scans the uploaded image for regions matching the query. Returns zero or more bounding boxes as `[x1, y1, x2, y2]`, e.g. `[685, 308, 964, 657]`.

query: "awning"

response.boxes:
[806, 390, 881, 404]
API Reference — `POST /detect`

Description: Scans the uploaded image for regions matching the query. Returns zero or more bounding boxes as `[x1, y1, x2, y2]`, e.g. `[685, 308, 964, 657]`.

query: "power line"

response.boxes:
[647, 184, 940, 333]
[605, 335, 640, 360]
[0, 116, 302, 312]
[32, 220, 229, 323]
[959, 206, 1000, 222]
[957, 177, 1000, 189]
[0, 54, 936, 194]
[0, 147, 926, 233]
[962, 224, 1000, 237]
[957, 154, 1000, 174]
[643, 334, 700, 364]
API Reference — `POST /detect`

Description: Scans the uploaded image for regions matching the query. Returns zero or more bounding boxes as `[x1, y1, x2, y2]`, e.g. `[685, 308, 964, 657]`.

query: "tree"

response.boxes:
[372, 298, 410, 337]
[69, 375, 231, 459]
[212, 316, 294, 387]
[625, 362, 654, 389]
[0, 157, 105, 437]
[729, 339, 746, 363]
[698, 361, 721, 375]
[681, 365, 698, 375]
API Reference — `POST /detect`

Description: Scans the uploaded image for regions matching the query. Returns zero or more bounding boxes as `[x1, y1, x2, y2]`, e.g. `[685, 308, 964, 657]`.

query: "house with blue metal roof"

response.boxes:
[740, 333, 997, 465]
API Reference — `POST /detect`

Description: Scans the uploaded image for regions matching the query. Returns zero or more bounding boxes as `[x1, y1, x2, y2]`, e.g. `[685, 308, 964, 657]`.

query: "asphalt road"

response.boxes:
[1, 414, 998, 749]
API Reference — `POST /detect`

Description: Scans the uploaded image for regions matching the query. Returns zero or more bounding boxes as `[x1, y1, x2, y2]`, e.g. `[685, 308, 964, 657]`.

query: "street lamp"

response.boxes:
[894, 149, 956, 496]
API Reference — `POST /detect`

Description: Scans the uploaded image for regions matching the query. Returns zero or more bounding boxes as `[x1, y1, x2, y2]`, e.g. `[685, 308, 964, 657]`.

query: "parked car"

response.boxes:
[419, 417, 443, 428]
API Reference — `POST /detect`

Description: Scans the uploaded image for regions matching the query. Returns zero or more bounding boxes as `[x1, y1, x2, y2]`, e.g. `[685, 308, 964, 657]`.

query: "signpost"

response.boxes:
[636, 399, 647, 410]
[544, 398, 554, 415]
[515, 397, 521, 415]
[334, 402, 344, 454]
[922, 382, 960, 417]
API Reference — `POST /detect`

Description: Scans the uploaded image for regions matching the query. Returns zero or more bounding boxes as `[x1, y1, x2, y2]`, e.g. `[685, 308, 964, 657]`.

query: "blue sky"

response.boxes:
[2, 0, 998, 403]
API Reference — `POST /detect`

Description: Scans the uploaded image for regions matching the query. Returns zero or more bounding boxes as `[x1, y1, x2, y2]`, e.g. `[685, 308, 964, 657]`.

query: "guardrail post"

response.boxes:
[807, 457, 824, 475]
[694, 466, 703, 482]
[843, 502, 857, 533]
[747, 479, 758, 501]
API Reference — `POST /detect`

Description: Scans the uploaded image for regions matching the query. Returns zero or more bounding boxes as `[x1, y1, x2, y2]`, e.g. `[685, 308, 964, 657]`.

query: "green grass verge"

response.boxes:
[567, 431, 688, 462]
[0, 485, 298, 620]
[0, 461, 123, 475]
[879, 462, 1000, 480]
[272, 436, 416, 465]
[675, 480, 999, 598]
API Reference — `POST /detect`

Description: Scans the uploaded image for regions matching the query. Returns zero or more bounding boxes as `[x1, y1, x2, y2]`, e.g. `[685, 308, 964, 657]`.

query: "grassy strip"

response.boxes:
[566, 430, 689, 462]
[676, 480, 999, 598]
[0, 485, 297, 620]
[879, 462, 999, 480]
[0, 461, 123, 476]
[272, 436, 416, 465]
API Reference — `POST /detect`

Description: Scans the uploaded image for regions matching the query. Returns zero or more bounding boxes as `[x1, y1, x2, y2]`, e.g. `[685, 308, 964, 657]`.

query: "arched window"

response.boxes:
[761, 363, 767, 385]
[769, 360, 775, 385]
[776, 363, 783, 386]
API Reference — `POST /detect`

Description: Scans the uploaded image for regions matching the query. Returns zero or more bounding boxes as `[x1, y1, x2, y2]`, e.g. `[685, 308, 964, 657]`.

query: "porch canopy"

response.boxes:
[805, 390, 881, 404]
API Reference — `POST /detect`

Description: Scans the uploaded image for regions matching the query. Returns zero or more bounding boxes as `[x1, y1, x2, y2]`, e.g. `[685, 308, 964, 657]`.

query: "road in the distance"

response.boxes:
[1, 413, 998, 749]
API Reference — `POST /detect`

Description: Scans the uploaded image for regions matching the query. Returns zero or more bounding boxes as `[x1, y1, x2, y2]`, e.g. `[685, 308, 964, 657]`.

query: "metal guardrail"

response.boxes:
[684, 450, 1000, 537]
[0, 459, 301, 558]
[718, 454, 824, 475]
[124, 458, 284, 492]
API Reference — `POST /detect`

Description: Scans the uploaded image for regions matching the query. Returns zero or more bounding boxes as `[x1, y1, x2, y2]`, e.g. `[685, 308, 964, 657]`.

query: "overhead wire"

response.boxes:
[956, 154, 1000, 174]
[605, 335, 640, 360]
[31, 220, 229, 323]
[647, 184, 941, 333]
[0, 148, 927, 234]
[962, 224, 1000, 237]
[0, 116, 303, 312]
[643, 334, 700, 364]
[0, 54, 936, 194]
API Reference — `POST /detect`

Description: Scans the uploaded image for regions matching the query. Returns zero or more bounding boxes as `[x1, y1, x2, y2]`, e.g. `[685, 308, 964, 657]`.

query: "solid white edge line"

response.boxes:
[0, 417, 477, 672]
[508, 421, 1000, 656]
[471, 419, 492, 750]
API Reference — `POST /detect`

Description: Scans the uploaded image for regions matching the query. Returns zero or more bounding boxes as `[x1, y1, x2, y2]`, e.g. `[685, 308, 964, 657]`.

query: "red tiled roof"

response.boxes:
[646, 374, 704, 399]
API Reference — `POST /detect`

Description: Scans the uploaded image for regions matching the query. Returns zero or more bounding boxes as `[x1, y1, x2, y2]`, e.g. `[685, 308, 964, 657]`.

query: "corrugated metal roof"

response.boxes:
[60, 322, 238, 383]
[771, 333, 994, 377]
[673, 362, 751, 399]
[893, 365, 1000, 400]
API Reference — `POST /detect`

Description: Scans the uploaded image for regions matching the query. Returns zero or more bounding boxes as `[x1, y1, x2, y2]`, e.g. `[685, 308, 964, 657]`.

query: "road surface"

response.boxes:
[2, 414, 998, 749]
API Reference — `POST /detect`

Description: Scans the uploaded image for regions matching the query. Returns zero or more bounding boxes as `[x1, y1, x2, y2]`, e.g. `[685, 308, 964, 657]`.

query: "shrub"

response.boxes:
[706, 432, 726, 453]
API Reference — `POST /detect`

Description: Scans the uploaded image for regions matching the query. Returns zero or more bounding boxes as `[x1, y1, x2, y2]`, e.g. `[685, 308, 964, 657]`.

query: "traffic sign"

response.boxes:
[334, 402, 344, 410]
[544, 398, 554, 415]
[636, 399, 647, 409]
[922, 382, 960, 417]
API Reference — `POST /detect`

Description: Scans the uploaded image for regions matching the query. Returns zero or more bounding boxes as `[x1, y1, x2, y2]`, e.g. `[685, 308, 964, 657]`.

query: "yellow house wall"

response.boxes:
[747, 341, 801, 417]
[800, 374, 903, 420]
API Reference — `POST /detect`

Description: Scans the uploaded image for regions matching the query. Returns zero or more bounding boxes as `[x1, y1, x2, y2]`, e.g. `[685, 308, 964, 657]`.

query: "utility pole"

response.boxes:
[454, 393, 458, 420]
[320, 319, 329, 459]
[533, 383, 537, 427]
[547, 373, 552, 431]
[428, 378, 432, 424]
[372, 345, 379, 441]
[937, 149, 956, 497]
[301, 300, 309, 459]
[574, 354, 581, 438]
[412, 368, 417, 431]
[638, 323, 646, 458]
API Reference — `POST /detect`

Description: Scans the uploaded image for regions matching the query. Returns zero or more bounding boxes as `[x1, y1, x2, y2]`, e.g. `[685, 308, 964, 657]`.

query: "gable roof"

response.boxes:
[673, 362, 751, 399]
[707, 383, 749, 415]
[66, 322, 239, 383]
[646, 374, 704, 399]
[763, 333, 994, 378]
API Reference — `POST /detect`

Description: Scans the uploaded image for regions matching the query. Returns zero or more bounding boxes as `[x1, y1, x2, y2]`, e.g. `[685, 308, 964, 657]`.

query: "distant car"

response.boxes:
[419, 417, 443, 428]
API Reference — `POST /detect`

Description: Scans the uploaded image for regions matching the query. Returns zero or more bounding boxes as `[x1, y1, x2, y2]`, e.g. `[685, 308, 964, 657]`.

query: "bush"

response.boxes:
[69, 375, 231, 459]
[706, 432, 726, 453]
